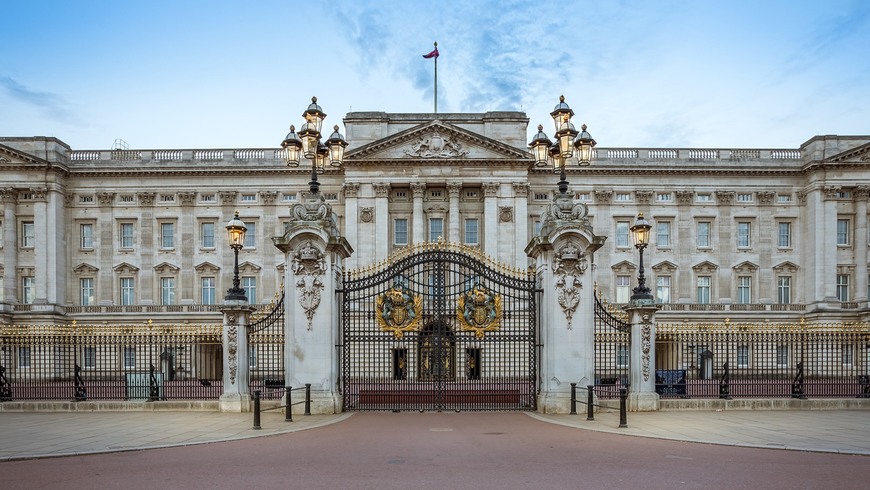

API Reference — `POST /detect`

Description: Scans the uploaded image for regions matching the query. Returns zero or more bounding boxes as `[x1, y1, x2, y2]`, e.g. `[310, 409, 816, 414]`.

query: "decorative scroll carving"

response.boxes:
[343, 182, 360, 198]
[556, 275, 582, 330]
[360, 207, 374, 223]
[177, 192, 196, 206]
[594, 190, 612, 204]
[542, 195, 588, 224]
[715, 191, 734, 205]
[137, 192, 156, 206]
[447, 182, 463, 198]
[855, 186, 870, 201]
[641, 313, 652, 382]
[227, 324, 238, 385]
[456, 282, 502, 339]
[373, 183, 391, 198]
[410, 183, 426, 199]
[63, 193, 75, 207]
[404, 131, 469, 158]
[482, 182, 499, 197]
[95, 192, 115, 206]
[796, 191, 807, 205]
[0, 188, 16, 204]
[823, 186, 842, 200]
[675, 191, 694, 204]
[376, 278, 423, 339]
[553, 243, 587, 330]
[552, 243, 588, 276]
[635, 190, 653, 204]
[218, 191, 237, 205]
[499, 206, 513, 223]
[755, 191, 774, 204]
[260, 191, 278, 204]
[292, 242, 327, 331]
[512, 182, 529, 198]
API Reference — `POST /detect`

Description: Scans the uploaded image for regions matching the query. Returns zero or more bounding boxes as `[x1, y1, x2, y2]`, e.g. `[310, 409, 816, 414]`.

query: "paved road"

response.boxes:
[3, 412, 869, 489]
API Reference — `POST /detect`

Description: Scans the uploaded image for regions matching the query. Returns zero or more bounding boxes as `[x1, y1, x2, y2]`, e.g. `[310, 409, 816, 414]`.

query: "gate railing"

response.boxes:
[248, 290, 285, 398]
[594, 291, 631, 398]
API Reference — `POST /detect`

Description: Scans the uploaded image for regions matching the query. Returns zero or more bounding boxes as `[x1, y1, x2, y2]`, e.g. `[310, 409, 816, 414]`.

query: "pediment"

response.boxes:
[611, 260, 637, 273]
[773, 261, 799, 274]
[113, 262, 140, 274]
[154, 262, 180, 274]
[651, 260, 678, 273]
[345, 121, 530, 163]
[194, 261, 220, 273]
[732, 261, 759, 273]
[72, 263, 99, 275]
[239, 261, 261, 274]
[692, 261, 719, 273]
[824, 142, 870, 163]
[0, 143, 49, 168]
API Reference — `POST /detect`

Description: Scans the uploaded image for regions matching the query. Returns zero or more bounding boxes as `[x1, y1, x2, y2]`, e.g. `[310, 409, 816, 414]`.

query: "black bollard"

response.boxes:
[618, 388, 628, 428]
[292, 386, 293, 422]
[570, 383, 577, 415]
[304, 383, 311, 416]
[253, 390, 262, 430]
[586, 385, 595, 421]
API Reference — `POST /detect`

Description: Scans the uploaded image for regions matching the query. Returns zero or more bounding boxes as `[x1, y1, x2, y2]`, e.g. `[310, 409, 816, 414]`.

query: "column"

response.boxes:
[818, 187, 839, 303]
[139, 192, 157, 305]
[373, 183, 391, 261]
[33, 188, 48, 304]
[411, 183, 426, 244]
[1, 188, 17, 304]
[623, 303, 659, 411]
[179, 193, 196, 304]
[855, 186, 869, 303]
[97, 192, 115, 305]
[513, 183, 529, 268]
[343, 183, 360, 270]
[447, 182, 462, 242]
[220, 302, 255, 412]
[483, 182, 499, 258]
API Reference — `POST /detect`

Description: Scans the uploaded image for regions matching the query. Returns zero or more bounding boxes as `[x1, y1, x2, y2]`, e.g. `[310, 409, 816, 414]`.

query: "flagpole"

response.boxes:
[433, 41, 438, 113]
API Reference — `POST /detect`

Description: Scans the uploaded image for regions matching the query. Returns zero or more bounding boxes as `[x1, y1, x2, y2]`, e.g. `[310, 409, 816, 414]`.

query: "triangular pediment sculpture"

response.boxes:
[824, 142, 870, 164]
[345, 120, 530, 163]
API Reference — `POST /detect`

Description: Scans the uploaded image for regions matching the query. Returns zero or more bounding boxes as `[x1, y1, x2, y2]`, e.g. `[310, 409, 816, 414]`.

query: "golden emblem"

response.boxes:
[375, 279, 423, 339]
[456, 283, 502, 339]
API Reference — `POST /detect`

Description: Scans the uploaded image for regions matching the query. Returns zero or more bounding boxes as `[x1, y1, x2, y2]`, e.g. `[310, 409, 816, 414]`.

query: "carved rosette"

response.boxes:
[553, 242, 588, 330]
[292, 242, 328, 331]
[641, 313, 652, 382]
[360, 207, 374, 223]
[404, 131, 469, 158]
[499, 206, 513, 223]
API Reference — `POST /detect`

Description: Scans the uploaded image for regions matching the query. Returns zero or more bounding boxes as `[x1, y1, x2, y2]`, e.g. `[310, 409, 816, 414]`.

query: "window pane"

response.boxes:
[244, 222, 256, 248]
[124, 346, 136, 369]
[120, 278, 135, 305]
[22, 276, 34, 304]
[656, 275, 671, 303]
[83, 347, 97, 368]
[394, 219, 408, 245]
[429, 218, 443, 242]
[836, 274, 850, 301]
[161, 223, 174, 248]
[202, 222, 215, 248]
[656, 222, 670, 247]
[81, 278, 94, 306]
[121, 223, 134, 248]
[778, 222, 791, 248]
[837, 219, 849, 245]
[242, 277, 257, 303]
[737, 345, 749, 367]
[22, 222, 35, 247]
[161, 277, 175, 305]
[777, 276, 791, 304]
[201, 277, 216, 305]
[616, 221, 629, 248]
[697, 222, 710, 247]
[737, 222, 750, 247]
[737, 276, 751, 304]
[464, 219, 478, 245]
[81, 224, 94, 248]
[616, 275, 631, 303]
[697, 276, 711, 304]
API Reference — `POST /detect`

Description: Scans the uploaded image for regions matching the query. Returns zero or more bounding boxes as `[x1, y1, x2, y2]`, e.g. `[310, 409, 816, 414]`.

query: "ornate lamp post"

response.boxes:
[630, 213, 654, 303]
[224, 211, 248, 301]
[281, 96, 348, 195]
[528, 95, 596, 195]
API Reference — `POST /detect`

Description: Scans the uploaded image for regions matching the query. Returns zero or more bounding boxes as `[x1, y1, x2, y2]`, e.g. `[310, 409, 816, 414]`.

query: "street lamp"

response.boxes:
[225, 211, 248, 302]
[528, 95, 596, 195]
[630, 213, 654, 304]
[281, 96, 348, 195]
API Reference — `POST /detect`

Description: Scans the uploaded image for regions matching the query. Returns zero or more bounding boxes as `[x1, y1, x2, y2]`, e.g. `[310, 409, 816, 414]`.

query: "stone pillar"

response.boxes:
[513, 183, 529, 268]
[483, 182, 499, 258]
[220, 301, 255, 412]
[447, 182, 462, 242]
[178, 192, 196, 304]
[343, 183, 360, 270]
[623, 303, 659, 411]
[2, 189, 18, 304]
[411, 182, 426, 244]
[855, 186, 869, 303]
[526, 192, 605, 413]
[32, 188, 48, 304]
[373, 183, 391, 262]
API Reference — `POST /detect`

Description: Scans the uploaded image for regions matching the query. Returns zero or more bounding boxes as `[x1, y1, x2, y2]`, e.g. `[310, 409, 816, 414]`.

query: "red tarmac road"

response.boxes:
[4, 412, 869, 489]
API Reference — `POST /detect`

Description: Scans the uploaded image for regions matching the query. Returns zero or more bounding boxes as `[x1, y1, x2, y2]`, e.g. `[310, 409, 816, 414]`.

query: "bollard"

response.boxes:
[304, 383, 311, 416]
[618, 388, 627, 428]
[586, 385, 594, 421]
[252, 390, 262, 430]
[570, 383, 577, 415]
[292, 386, 293, 422]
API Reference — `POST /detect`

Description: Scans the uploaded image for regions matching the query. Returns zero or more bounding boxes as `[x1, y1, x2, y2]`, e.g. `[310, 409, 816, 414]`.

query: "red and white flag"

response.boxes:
[422, 47, 439, 59]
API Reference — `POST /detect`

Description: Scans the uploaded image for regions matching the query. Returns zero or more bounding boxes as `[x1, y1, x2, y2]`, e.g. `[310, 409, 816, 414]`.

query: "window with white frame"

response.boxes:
[697, 276, 711, 304]
[533, 220, 542, 236]
[464, 219, 479, 245]
[120, 277, 135, 305]
[83, 346, 97, 368]
[837, 219, 850, 246]
[737, 276, 752, 304]
[243, 221, 256, 248]
[778, 222, 791, 248]
[836, 274, 850, 302]
[777, 276, 791, 304]
[161, 277, 175, 305]
[696, 194, 712, 202]
[737, 222, 751, 248]
[615, 192, 631, 202]
[18, 346, 31, 368]
[201, 222, 215, 248]
[656, 275, 671, 303]
[776, 344, 789, 367]
[394, 218, 408, 245]
[429, 218, 443, 242]
[736, 193, 753, 203]
[201, 277, 216, 305]
[777, 194, 791, 203]
[656, 193, 672, 202]
[241, 194, 257, 202]
[842, 344, 854, 366]
[242, 276, 257, 303]
[697, 221, 711, 248]
[616, 344, 629, 367]
[21, 276, 34, 304]
[615, 221, 630, 248]
[249, 345, 258, 368]
[21, 221, 35, 248]
[80, 278, 95, 306]
[123, 346, 136, 369]
[656, 221, 671, 248]
[616, 275, 631, 303]
[737, 344, 750, 368]
[120, 222, 134, 249]
[577, 192, 591, 201]
[160, 222, 175, 249]
[80, 223, 94, 249]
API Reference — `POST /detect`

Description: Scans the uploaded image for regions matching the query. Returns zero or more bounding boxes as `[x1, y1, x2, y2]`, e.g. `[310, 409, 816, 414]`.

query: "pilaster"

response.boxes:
[373, 183, 391, 262]
[447, 182, 462, 242]
[220, 301, 255, 412]
[624, 303, 659, 411]
[513, 183, 529, 268]
[483, 182, 499, 259]
[411, 182, 426, 244]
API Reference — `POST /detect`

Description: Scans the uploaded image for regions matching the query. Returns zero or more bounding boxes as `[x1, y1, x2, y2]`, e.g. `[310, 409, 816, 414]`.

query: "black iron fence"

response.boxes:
[594, 294, 630, 399]
[0, 322, 223, 401]
[656, 320, 870, 399]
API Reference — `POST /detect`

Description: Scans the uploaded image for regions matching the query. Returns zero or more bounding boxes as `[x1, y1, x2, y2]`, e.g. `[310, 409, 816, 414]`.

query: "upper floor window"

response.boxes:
[200, 194, 216, 203]
[777, 194, 791, 203]
[656, 193, 672, 202]
[21, 276, 35, 304]
[201, 222, 215, 249]
[837, 219, 850, 246]
[241, 194, 257, 202]
[736, 193, 753, 203]
[836, 191, 851, 199]
[80, 278, 95, 306]
[737, 222, 751, 248]
[120, 277, 135, 305]
[394, 219, 408, 245]
[656, 221, 671, 248]
[21, 221, 35, 248]
[80, 223, 94, 249]
[697, 221, 711, 248]
[120, 223, 135, 249]
[615, 193, 631, 202]
[777, 276, 791, 304]
[160, 222, 175, 249]
[79, 195, 94, 204]
[119, 195, 134, 203]
[778, 222, 791, 248]
[243, 221, 256, 248]
[429, 218, 443, 242]
[160, 194, 175, 203]
[737, 276, 752, 304]
[656, 275, 671, 303]
[201, 277, 216, 305]
[161, 277, 176, 305]
[464, 219, 479, 245]
[696, 194, 712, 203]
[242, 276, 257, 303]
[697, 276, 711, 304]
[576, 193, 591, 201]
[615, 275, 631, 303]
[836, 274, 850, 302]
[615, 221, 630, 248]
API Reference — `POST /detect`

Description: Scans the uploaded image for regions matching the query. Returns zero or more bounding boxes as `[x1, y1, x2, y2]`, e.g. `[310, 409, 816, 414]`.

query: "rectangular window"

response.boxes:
[777, 195, 791, 203]
[161, 222, 175, 249]
[394, 218, 408, 245]
[18, 346, 31, 368]
[123, 346, 136, 369]
[464, 219, 479, 245]
[615, 193, 631, 202]
[616, 344, 629, 368]
[696, 194, 712, 202]
[778, 222, 791, 248]
[80, 223, 94, 249]
[161, 277, 175, 305]
[656, 275, 671, 303]
[697, 222, 711, 248]
[22, 276, 34, 304]
[533, 220, 542, 236]
[242, 277, 257, 304]
[776, 344, 789, 367]
[429, 218, 443, 242]
[837, 219, 850, 246]
[243, 221, 256, 248]
[120, 277, 135, 306]
[201, 222, 215, 248]
[248, 345, 258, 368]
[737, 222, 751, 248]
[656, 193, 672, 202]
[737, 344, 750, 368]
[120, 223, 134, 249]
[842, 344, 854, 366]
[697, 276, 711, 304]
[737, 193, 753, 202]
[615, 221, 630, 248]
[616, 275, 631, 303]
[241, 194, 257, 202]
[21, 221, 35, 248]
[777, 276, 791, 304]
[83, 346, 97, 369]
[656, 221, 671, 248]
[80, 278, 95, 306]
[836, 274, 850, 302]
[201, 277, 216, 305]
[737, 276, 752, 304]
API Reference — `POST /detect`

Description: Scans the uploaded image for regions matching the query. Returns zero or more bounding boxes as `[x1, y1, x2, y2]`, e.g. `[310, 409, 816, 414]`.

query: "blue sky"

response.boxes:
[1, 0, 868, 150]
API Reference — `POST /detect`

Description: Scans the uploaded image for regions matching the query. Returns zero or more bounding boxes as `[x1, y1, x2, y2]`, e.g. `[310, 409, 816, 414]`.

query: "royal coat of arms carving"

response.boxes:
[456, 283, 502, 339]
[375, 279, 424, 339]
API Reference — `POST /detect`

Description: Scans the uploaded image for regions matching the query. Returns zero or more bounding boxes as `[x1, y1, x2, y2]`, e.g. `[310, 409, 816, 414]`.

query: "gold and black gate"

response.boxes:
[341, 242, 537, 411]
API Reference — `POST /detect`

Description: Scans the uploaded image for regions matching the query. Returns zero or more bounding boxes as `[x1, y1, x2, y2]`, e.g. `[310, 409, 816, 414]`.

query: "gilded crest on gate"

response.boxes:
[375, 278, 423, 339]
[456, 283, 502, 339]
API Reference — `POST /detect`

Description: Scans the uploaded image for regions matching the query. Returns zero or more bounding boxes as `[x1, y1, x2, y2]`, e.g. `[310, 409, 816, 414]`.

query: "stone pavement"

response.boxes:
[0, 408, 867, 461]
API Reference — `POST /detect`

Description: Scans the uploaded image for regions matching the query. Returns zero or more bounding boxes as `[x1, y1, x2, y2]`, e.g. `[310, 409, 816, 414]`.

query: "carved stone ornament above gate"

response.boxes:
[456, 282, 502, 339]
[543, 193, 588, 224]
[553, 242, 588, 330]
[556, 275, 582, 330]
[404, 131, 469, 158]
[376, 278, 424, 339]
[552, 243, 588, 276]
[292, 242, 328, 331]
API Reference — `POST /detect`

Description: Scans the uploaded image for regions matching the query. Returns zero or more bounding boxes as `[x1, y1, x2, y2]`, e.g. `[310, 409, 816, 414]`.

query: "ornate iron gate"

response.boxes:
[593, 292, 631, 398]
[248, 291, 285, 398]
[341, 242, 537, 411]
